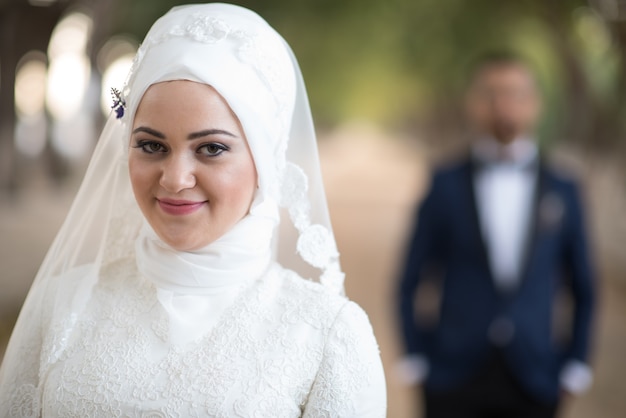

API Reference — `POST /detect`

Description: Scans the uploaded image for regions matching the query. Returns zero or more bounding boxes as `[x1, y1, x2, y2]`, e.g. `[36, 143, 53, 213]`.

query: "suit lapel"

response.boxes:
[516, 158, 546, 290]
[465, 158, 494, 282]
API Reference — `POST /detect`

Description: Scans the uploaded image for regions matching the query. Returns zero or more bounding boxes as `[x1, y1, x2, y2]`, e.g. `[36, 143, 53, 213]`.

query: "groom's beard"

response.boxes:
[490, 118, 519, 144]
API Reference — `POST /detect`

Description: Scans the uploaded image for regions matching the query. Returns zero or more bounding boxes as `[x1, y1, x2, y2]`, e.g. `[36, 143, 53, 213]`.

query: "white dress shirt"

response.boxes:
[473, 137, 538, 292]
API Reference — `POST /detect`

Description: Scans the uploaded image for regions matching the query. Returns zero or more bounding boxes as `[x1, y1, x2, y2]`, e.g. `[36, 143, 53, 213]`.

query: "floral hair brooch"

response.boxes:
[110, 88, 126, 119]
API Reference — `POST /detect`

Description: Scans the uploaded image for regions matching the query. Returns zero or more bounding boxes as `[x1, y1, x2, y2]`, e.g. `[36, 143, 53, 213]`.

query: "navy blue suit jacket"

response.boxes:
[398, 157, 596, 403]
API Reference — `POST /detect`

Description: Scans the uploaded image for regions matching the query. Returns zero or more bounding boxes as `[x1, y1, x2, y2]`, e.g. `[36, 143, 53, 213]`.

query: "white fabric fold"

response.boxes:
[135, 196, 277, 344]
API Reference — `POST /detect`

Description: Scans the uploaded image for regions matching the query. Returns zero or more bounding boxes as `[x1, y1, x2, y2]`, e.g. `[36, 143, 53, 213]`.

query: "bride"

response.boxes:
[0, 3, 386, 417]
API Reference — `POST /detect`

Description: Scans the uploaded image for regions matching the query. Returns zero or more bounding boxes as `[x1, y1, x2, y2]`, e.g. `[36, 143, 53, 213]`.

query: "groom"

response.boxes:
[397, 52, 596, 418]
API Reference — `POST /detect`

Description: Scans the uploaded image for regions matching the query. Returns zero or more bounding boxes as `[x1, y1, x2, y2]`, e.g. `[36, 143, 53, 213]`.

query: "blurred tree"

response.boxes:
[1, 0, 625, 195]
[0, 0, 66, 192]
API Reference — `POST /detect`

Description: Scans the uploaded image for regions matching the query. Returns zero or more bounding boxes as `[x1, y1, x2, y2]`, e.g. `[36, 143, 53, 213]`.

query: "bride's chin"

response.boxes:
[160, 230, 215, 252]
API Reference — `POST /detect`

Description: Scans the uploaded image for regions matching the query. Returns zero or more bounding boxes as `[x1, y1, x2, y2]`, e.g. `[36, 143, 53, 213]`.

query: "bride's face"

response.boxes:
[129, 80, 257, 251]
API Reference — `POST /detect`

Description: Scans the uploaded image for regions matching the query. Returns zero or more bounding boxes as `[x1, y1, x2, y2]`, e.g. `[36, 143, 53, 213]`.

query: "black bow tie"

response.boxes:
[474, 153, 538, 172]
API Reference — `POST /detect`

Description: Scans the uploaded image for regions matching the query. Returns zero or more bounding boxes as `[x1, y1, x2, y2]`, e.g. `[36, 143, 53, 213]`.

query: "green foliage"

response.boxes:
[109, 0, 623, 147]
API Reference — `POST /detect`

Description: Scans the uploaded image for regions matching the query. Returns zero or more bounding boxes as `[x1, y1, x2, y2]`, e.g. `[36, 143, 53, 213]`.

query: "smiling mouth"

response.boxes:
[157, 199, 206, 216]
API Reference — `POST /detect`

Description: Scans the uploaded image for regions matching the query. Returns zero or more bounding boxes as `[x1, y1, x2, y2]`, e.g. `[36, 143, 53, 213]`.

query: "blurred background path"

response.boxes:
[2, 122, 625, 417]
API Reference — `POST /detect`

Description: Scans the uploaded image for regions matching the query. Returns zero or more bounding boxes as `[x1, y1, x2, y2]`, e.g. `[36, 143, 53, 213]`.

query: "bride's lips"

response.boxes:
[157, 198, 206, 216]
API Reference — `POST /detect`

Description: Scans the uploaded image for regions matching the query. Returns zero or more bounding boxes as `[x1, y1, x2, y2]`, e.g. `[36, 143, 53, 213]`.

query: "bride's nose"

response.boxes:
[159, 154, 196, 193]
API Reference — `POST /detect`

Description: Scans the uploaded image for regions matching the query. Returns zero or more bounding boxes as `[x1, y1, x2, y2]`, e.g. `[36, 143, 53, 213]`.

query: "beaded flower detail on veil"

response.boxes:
[110, 88, 126, 119]
[281, 163, 343, 292]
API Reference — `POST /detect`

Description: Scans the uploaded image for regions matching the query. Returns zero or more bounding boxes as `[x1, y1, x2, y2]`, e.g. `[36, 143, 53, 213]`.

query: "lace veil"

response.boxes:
[0, 2, 343, 391]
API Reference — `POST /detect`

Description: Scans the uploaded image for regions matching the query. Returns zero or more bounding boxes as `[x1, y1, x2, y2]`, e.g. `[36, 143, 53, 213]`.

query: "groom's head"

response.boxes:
[464, 51, 542, 144]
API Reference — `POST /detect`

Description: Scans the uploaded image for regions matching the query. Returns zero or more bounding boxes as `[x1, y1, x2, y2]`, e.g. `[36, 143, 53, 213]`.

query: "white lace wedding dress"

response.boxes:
[3, 255, 385, 417]
[1, 5, 387, 416]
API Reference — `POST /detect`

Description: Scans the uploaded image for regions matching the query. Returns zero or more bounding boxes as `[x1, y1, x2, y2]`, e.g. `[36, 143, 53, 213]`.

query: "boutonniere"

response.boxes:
[538, 192, 565, 231]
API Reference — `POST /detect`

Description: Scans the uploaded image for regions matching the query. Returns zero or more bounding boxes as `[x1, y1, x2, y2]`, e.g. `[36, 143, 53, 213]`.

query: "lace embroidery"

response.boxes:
[297, 224, 339, 268]
[8, 384, 39, 418]
[280, 163, 310, 229]
[103, 209, 142, 265]
[281, 163, 345, 290]
[14, 260, 384, 417]
[165, 14, 230, 43]
[151, 309, 169, 343]
[304, 302, 382, 417]
[41, 313, 77, 371]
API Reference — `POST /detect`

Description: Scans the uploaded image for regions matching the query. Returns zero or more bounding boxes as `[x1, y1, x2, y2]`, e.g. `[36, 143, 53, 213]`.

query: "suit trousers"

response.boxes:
[423, 351, 558, 418]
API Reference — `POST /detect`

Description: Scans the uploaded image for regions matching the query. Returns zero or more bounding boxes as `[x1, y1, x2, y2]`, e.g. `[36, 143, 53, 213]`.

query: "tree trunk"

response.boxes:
[0, 6, 19, 193]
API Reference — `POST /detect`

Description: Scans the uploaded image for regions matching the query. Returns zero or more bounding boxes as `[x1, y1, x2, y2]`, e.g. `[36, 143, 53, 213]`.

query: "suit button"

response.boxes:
[488, 317, 515, 346]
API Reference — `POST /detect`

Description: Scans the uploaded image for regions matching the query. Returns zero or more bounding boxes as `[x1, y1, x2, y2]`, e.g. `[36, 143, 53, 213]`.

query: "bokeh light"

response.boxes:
[98, 37, 137, 116]
[45, 11, 94, 159]
[15, 115, 47, 158]
[47, 12, 92, 60]
[14, 51, 48, 158]
[50, 114, 94, 160]
[45, 53, 91, 121]
[14, 51, 47, 118]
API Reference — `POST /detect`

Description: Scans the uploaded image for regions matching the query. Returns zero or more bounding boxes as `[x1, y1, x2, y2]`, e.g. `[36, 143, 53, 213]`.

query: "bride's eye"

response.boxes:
[134, 140, 166, 154]
[198, 143, 228, 157]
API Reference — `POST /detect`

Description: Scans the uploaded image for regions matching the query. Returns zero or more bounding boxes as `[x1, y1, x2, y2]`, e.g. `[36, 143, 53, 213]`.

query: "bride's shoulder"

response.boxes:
[268, 264, 370, 328]
[272, 264, 345, 300]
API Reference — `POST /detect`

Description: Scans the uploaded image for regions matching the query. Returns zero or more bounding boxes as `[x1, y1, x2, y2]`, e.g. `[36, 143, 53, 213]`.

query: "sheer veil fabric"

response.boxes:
[0, 3, 386, 417]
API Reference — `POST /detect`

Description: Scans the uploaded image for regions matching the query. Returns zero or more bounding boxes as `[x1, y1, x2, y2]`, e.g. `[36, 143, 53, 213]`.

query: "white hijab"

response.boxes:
[0, 1, 343, 386]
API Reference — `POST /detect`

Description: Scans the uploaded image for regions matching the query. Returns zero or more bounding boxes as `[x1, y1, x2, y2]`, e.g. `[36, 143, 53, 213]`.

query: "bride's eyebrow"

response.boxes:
[131, 127, 238, 140]
[132, 126, 165, 138]
[187, 129, 237, 140]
